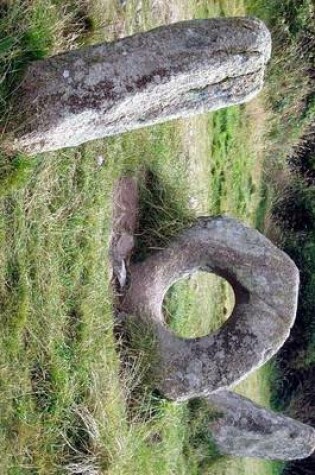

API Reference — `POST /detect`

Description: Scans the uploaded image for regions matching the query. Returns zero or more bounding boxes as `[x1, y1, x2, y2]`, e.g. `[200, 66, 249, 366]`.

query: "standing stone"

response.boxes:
[207, 390, 315, 460]
[8, 18, 271, 154]
[120, 216, 299, 401]
[110, 177, 139, 288]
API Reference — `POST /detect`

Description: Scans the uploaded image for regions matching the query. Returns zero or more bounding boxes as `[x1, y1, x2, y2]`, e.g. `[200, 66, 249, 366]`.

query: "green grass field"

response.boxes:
[0, 1, 282, 474]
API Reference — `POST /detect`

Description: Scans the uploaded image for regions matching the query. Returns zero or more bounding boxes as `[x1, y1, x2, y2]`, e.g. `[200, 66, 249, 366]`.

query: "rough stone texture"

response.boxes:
[110, 177, 139, 287]
[207, 390, 315, 460]
[9, 17, 271, 154]
[121, 216, 299, 401]
[110, 188, 313, 461]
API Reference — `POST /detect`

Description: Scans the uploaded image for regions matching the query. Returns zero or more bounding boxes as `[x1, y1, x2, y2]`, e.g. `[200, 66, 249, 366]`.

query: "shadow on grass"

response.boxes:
[133, 167, 195, 261]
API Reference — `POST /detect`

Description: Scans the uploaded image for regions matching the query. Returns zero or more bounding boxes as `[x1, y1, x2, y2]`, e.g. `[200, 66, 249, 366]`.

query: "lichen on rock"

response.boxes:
[121, 216, 299, 401]
[8, 17, 271, 154]
[207, 390, 315, 460]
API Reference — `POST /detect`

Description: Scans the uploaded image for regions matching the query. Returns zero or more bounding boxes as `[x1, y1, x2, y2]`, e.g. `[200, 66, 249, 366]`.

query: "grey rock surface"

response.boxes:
[207, 390, 315, 460]
[9, 17, 271, 154]
[110, 177, 139, 287]
[121, 216, 299, 401]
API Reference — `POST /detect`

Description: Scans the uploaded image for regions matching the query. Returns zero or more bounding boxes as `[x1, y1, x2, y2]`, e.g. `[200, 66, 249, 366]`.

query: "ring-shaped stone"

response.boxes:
[121, 216, 299, 400]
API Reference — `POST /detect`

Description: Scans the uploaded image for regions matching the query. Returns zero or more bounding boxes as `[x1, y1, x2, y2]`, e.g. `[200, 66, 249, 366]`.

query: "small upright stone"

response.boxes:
[8, 17, 271, 154]
[207, 390, 315, 460]
[110, 177, 139, 287]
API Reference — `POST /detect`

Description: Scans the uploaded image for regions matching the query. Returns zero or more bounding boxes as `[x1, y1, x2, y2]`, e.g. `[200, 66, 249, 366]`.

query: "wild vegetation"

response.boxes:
[245, 1, 315, 474]
[0, 0, 313, 474]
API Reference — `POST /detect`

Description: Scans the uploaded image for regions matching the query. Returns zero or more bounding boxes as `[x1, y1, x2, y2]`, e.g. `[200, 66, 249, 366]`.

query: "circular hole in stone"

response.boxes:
[163, 272, 235, 338]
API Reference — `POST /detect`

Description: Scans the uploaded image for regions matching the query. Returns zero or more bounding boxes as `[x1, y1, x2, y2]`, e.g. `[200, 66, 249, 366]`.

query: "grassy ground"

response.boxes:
[246, 0, 314, 161]
[245, 0, 314, 237]
[242, 3, 315, 474]
[0, 1, 279, 474]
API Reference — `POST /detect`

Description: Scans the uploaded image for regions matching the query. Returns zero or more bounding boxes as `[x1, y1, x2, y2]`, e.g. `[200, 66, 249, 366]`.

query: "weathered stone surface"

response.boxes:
[121, 216, 299, 401]
[207, 390, 315, 460]
[9, 18, 271, 154]
[110, 177, 139, 287]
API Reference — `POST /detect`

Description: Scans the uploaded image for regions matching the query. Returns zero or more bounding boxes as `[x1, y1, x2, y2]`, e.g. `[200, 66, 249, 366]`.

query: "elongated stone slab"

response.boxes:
[110, 177, 139, 288]
[9, 18, 271, 154]
[207, 390, 315, 460]
[121, 216, 299, 401]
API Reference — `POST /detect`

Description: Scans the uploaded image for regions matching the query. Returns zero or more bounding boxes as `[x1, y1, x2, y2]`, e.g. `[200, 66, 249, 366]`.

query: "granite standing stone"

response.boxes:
[121, 216, 299, 401]
[207, 390, 315, 460]
[8, 17, 271, 154]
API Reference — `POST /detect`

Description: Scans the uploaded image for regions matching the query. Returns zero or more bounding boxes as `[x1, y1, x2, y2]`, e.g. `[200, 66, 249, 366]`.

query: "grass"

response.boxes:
[244, 0, 314, 241]
[0, 1, 282, 474]
[246, 0, 314, 161]
[0, 150, 121, 473]
[243, 2, 315, 474]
